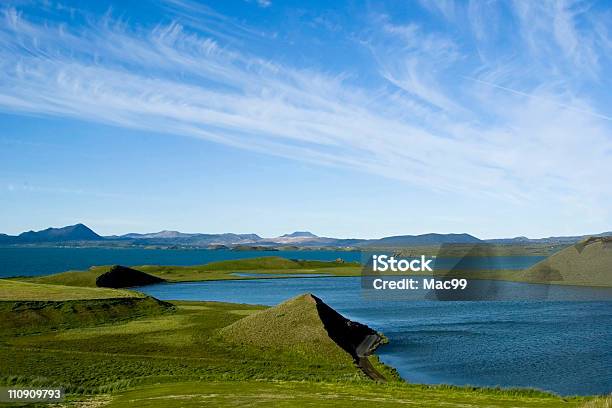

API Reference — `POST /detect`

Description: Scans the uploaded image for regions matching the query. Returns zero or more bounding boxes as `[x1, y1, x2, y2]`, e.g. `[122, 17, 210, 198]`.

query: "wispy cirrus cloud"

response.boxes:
[0, 0, 610, 225]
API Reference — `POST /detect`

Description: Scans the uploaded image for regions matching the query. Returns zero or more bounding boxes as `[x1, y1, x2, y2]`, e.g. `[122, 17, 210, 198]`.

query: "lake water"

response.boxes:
[3, 247, 606, 394]
[231, 272, 332, 278]
[139, 277, 612, 396]
[0, 247, 544, 278]
[0, 247, 361, 278]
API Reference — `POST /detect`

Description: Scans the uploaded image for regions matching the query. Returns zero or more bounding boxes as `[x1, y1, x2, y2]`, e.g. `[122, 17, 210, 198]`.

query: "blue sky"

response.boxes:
[0, 0, 611, 238]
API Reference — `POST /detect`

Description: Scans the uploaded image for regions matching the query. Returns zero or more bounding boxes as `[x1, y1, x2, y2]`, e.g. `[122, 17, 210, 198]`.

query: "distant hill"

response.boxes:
[485, 232, 612, 244]
[520, 236, 612, 286]
[116, 232, 263, 246]
[280, 231, 318, 238]
[2, 223, 102, 244]
[272, 231, 329, 245]
[361, 233, 481, 247]
[121, 230, 199, 239]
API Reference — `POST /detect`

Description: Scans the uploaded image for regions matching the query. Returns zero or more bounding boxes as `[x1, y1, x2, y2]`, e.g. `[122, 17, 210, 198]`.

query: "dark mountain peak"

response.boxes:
[281, 231, 318, 238]
[66, 223, 93, 232]
[17, 223, 101, 243]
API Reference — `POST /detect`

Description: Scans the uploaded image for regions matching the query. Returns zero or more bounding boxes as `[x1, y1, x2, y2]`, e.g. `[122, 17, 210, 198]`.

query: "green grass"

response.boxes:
[579, 395, 612, 408]
[198, 257, 352, 270]
[25, 257, 363, 287]
[0, 279, 171, 336]
[27, 266, 115, 287]
[0, 300, 367, 394]
[0, 295, 598, 407]
[0, 279, 142, 301]
[220, 294, 357, 364]
[96, 380, 586, 408]
[138, 256, 360, 282]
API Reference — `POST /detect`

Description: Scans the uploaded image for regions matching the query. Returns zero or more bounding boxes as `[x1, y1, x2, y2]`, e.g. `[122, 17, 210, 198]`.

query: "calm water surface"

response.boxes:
[140, 277, 612, 396]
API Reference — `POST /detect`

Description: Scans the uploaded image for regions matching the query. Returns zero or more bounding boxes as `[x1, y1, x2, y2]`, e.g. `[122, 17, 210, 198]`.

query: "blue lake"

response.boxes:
[139, 277, 612, 396]
[231, 272, 332, 278]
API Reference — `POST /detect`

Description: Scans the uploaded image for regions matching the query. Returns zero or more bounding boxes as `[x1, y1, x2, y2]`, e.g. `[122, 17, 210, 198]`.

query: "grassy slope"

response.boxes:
[519, 238, 611, 286]
[26, 256, 363, 286]
[104, 381, 584, 408]
[0, 279, 141, 301]
[0, 296, 171, 336]
[220, 294, 357, 363]
[28, 266, 113, 287]
[0, 279, 170, 335]
[0, 300, 367, 394]
[138, 256, 360, 282]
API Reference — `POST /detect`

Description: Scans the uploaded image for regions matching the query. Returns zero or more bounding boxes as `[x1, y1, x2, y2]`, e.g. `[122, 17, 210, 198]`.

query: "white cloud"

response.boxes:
[417, 0, 456, 21]
[511, 0, 603, 79]
[0, 2, 610, 227]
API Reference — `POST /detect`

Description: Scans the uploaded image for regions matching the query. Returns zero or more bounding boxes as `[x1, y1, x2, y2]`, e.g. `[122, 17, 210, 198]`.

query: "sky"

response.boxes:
[0, 0, 611, 239]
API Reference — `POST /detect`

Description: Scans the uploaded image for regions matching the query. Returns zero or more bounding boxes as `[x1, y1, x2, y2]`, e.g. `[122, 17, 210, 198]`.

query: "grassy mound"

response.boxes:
[196, 256, 354, 271]
[29, 265, 165, 288]
[0, 296, 173, 335]
[27, 257, 360, 286]
[0, 279, 142, 301]
[521, 236, 612, 286]
[220, 293, 385, 378]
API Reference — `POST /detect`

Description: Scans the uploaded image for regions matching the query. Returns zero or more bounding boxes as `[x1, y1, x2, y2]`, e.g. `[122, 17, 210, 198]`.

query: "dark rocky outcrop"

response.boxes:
[95, 265, 165, 288]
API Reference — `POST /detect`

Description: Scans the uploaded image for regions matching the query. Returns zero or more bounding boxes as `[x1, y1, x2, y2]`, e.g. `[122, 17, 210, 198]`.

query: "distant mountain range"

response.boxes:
[0, 224, 101, 244]
[0, 223, 610, 248]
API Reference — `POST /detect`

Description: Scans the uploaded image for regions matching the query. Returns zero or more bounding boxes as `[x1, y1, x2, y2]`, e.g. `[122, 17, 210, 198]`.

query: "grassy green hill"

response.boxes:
[26, 256, 361, 286]
[29, 265, 166, 288]
[0, 296, 172, 335]
[0, 279, 141, 301]
[520, 237, 611, 286]
[221, 293, 389, 381]
[0, 279, 172, 335]
[138, 256, 359, 281]
[220, 294, 347, 355]
[221, 294, 384, 370]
